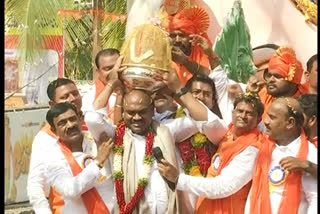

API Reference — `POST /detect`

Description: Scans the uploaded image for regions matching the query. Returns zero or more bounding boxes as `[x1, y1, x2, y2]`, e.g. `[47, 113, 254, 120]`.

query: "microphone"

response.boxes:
[152, 147, 176, 191]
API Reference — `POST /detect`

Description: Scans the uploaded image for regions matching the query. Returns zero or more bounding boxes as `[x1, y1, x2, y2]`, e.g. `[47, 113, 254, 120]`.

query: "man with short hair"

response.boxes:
[298, 94, 317, 147]
[27, 78, 85, 214]
[157, 93, 265, 214]
[45, 102, 114, 214]
[81, 48, 121, 122]
[247, 44, 279, 93]
[185, 74, 223, 119]
[303, 54, 317, 94]
[246, 97, 317, 214]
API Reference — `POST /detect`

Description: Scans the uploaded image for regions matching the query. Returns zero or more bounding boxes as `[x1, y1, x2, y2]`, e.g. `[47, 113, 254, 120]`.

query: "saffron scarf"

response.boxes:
[249, 130, 308, 214]
[58, 139, 110, 214]
[195, 124, 262, 214]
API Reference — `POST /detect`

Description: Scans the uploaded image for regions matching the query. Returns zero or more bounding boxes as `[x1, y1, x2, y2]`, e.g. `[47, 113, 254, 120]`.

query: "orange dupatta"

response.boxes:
[195, 124, 262, 214]
[57, 139, 110, 214]
[43, 121, 89, 214]
[95, 79, 114, 122]
[249, 130, 309, 214]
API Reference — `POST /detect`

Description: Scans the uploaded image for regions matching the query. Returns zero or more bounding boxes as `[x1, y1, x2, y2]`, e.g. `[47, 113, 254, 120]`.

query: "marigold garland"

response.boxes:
[112, 123, 154, 214]
[176, 108, 214, 177]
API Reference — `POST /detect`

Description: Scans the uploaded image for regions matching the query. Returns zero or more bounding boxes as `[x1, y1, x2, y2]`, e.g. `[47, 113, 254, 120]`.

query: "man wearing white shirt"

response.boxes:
[246, 97, 317, 214]
[81, 48, 121, 122]
[85, 67, 220, 213]
[45, 102, 114, 214]
[152, 74, 227, 213]
[27, 78, 87, 214]
[157, 93, 265, 214]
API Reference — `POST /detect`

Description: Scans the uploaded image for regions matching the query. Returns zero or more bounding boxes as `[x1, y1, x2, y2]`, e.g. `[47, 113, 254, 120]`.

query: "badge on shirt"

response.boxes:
[268, 166, 287, 186]
[212, 154, 220, 171]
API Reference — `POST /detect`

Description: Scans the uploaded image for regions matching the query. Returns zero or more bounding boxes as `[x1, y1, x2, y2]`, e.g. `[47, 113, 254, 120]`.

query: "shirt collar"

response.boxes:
[275, 136, 301, 153]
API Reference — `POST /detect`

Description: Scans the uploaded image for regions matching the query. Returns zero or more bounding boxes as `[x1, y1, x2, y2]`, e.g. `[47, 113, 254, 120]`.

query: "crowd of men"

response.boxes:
[27, 5, 317, 214]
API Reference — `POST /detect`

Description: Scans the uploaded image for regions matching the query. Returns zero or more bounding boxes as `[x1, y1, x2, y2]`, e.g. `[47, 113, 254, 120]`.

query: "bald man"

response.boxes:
[85, 89, 180, 213]
[245, 97, 317, 214]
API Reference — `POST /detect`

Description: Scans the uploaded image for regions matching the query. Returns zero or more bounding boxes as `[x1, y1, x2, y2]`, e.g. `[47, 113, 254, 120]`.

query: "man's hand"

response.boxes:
[279, 156, 309, 172]
[189, 34, 213, 57]
[172, 46, 188, 65]
[157, 159, 179, 183]
[106, 56, 125, 82]
[162, 69, 184, 94]
[227, 84, 244, 100]
[246, 75, 265, 94]
[95, 138, 114, 167]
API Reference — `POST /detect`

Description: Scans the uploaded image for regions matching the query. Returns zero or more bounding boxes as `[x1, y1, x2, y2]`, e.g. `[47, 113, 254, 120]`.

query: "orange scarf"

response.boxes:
[58, 139, 110, 214]
[195, 124, 262, 214]
[249, 130, 308, 214]
[42, 122, 87, 214]
[258, 88, 306, 121]
[95, 79, 114, 122]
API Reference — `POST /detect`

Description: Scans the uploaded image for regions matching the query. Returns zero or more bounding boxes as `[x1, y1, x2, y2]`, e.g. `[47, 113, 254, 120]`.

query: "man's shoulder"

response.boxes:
[32, 130, 58, 150]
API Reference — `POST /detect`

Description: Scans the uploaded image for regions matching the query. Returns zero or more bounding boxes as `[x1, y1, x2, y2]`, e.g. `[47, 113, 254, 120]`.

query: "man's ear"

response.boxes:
[308, 115, 317, 127]
[304, 71, 310, 81]
[50, 126, 56, 134]
[286, 117, 296, 129]
[49, 100, 55, 107]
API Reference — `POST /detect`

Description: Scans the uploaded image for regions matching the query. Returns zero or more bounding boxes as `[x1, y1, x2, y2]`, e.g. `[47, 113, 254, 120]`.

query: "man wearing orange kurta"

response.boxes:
[167, 7, 213, 85]
[254, 46, 309, 120]
[157, 93, 265, 214]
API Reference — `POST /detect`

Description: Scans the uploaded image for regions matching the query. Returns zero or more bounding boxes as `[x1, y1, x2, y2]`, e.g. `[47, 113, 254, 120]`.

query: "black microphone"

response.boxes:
[153, 147, 176, 191]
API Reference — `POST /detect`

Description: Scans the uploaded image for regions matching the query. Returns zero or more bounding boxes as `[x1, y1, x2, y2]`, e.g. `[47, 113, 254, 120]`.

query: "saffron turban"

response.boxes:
[168, 6, 212, 46]
[268, 46, 303, 84]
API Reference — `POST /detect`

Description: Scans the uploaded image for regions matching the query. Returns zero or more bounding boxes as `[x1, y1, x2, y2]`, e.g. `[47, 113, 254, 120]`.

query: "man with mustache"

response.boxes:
[246, 97, 317, 214]
[302, 54, 317, 94]
[44, 102, 115, 213]
[247, 46, 309, 120]
[168, 6, 215, 85]
[157, 93, 265, 214]
[84, 66, 222, 213]
[27, 78, 89, 214]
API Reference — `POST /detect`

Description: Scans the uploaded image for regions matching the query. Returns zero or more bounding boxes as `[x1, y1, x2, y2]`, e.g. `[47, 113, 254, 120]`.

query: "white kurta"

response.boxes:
[176, 146, 258, 198]
[45, 136, 115, 214]
[244, 137, 318, 214]
[85, 112, 170, 214]
[81, 84, 117, 116]
[209, 65, 247, 125]
[27, 130, 57, 214]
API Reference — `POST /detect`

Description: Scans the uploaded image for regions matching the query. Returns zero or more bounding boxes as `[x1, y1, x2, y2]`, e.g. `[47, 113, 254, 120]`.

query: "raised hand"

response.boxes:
[95, 138, 114, 167]
[172, 46, 189, 65]
[189, 34, 213, 57]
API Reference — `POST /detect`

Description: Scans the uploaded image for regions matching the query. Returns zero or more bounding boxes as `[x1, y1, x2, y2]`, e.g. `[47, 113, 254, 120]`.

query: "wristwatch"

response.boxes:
[174, 87, 188, 98]
[94, 159, 104, 169]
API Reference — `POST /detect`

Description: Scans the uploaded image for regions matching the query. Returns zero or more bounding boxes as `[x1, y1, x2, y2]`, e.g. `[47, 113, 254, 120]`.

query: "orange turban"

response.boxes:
[168, 6, 212, 47]
[268, 47, 303, 84]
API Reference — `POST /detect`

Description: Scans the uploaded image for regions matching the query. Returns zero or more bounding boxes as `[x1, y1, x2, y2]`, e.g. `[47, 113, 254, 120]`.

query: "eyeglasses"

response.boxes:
[263, 70, 285, 81]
